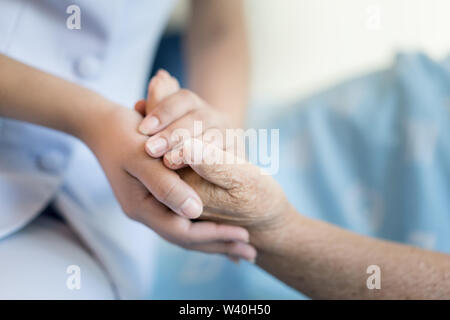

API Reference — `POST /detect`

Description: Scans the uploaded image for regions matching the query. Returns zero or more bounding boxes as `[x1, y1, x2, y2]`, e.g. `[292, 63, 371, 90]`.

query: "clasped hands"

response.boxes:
[87, 70, 293, 263]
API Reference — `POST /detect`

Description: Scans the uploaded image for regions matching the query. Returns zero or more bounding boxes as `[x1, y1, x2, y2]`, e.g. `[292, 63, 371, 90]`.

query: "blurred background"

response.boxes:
[149, 0, 450, 300]
[166, 0, 450, 107]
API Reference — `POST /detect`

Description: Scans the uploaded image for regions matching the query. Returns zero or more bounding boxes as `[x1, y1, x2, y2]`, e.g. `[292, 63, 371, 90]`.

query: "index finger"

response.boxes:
[134, 196, 250, 245]
[180, 139, 255, 190]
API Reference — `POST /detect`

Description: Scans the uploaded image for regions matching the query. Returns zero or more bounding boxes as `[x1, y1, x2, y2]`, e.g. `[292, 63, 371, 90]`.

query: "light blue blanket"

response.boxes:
[151, 53, 450, 299]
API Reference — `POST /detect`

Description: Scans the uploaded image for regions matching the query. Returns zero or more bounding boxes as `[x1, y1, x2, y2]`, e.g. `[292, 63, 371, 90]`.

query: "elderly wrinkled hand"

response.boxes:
[137, 70, 292, 237]
[177, 139, 292, 233]
[135, 70, 261, 262]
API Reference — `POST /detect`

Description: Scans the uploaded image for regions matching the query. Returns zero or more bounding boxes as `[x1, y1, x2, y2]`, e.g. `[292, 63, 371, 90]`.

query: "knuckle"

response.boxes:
[179, 89, 199, 106]
[219, 167, 246, 189]
[228, 177, 258, 212]
[191, 108, 210, 123]
[227, 241, 241, 254]
[157, 103, 174, 121]
[156, 178, 179, 203]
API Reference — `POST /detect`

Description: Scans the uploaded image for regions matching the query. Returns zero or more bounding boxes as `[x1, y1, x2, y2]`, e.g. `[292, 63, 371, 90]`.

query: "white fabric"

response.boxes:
[0, 0, 176, 298]
[0, 215, 115, 299]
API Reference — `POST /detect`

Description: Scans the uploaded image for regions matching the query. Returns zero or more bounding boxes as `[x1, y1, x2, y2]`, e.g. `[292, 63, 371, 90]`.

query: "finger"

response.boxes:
[146, 69, 180, 112]
[163, 149, 189, 170]
[109, 167, 162, 219]
[187, 221, 250, 243]
[135, 197, 251, 245]
[134, 99, 146, 116]
[163, 127, 227, 170]
[186, 241, 257, 262]
[139, 89, 203, 136]
[127, 159, 203, 219]
[162, 124, 246, 170]
[144, 111, 220, 158]
[181, 139, 254, 189]
[228, 255, 241, 264]
[176, 168, 234, 212]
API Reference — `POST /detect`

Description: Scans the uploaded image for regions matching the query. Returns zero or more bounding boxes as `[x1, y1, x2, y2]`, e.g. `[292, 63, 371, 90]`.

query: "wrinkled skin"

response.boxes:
[137, 70, 292, 234]
[177, 148, 290, 232]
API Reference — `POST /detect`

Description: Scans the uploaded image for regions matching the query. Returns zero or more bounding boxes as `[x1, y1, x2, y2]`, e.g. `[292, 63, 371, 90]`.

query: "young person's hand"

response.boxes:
[135, 70, 237, 170]
[81, 104, 256, 261]
[0, 54, 256, 261]
[134, 70, 289, 233]
[134, 71, 290, 241]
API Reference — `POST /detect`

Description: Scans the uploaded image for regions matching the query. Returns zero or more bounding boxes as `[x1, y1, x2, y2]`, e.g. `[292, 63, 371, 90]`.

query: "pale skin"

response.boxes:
[0, 0, 255, 260]
[141, 72, 450, 300]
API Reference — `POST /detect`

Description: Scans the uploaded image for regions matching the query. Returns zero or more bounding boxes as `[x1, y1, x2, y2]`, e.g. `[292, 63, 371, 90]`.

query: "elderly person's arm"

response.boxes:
[138, 69, 450, 298]
[178, 139, 450, 299]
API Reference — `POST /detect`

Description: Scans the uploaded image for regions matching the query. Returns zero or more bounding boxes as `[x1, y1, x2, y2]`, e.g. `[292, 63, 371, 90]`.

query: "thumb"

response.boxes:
[134, 99, 146, 116]
[179, 139, 258, 190]
[146, 69, 179, 114]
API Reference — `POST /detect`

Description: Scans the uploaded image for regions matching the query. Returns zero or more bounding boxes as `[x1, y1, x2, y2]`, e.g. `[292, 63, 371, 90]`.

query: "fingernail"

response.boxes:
[180, 197, 202, 218]
[146, 137, 167, 155]
[139, 116, 160, 135]
[166, 149, 183, 166]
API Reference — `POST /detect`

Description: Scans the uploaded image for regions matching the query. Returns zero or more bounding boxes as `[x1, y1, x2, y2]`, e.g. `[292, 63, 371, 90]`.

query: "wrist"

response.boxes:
[249, 205, 302, 253]
[69, 93, 119, 147]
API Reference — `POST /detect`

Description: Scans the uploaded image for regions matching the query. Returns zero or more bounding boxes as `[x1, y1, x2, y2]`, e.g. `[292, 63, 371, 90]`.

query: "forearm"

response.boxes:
[186, 0, 249, 127]
[252, 206, 450, 299]
[0, 54, 113, 142]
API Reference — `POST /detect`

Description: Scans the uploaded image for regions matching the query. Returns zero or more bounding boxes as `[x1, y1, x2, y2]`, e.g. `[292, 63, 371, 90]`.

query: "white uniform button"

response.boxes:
[75, 55, 102, 79]
[37, 151, 66, 173]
